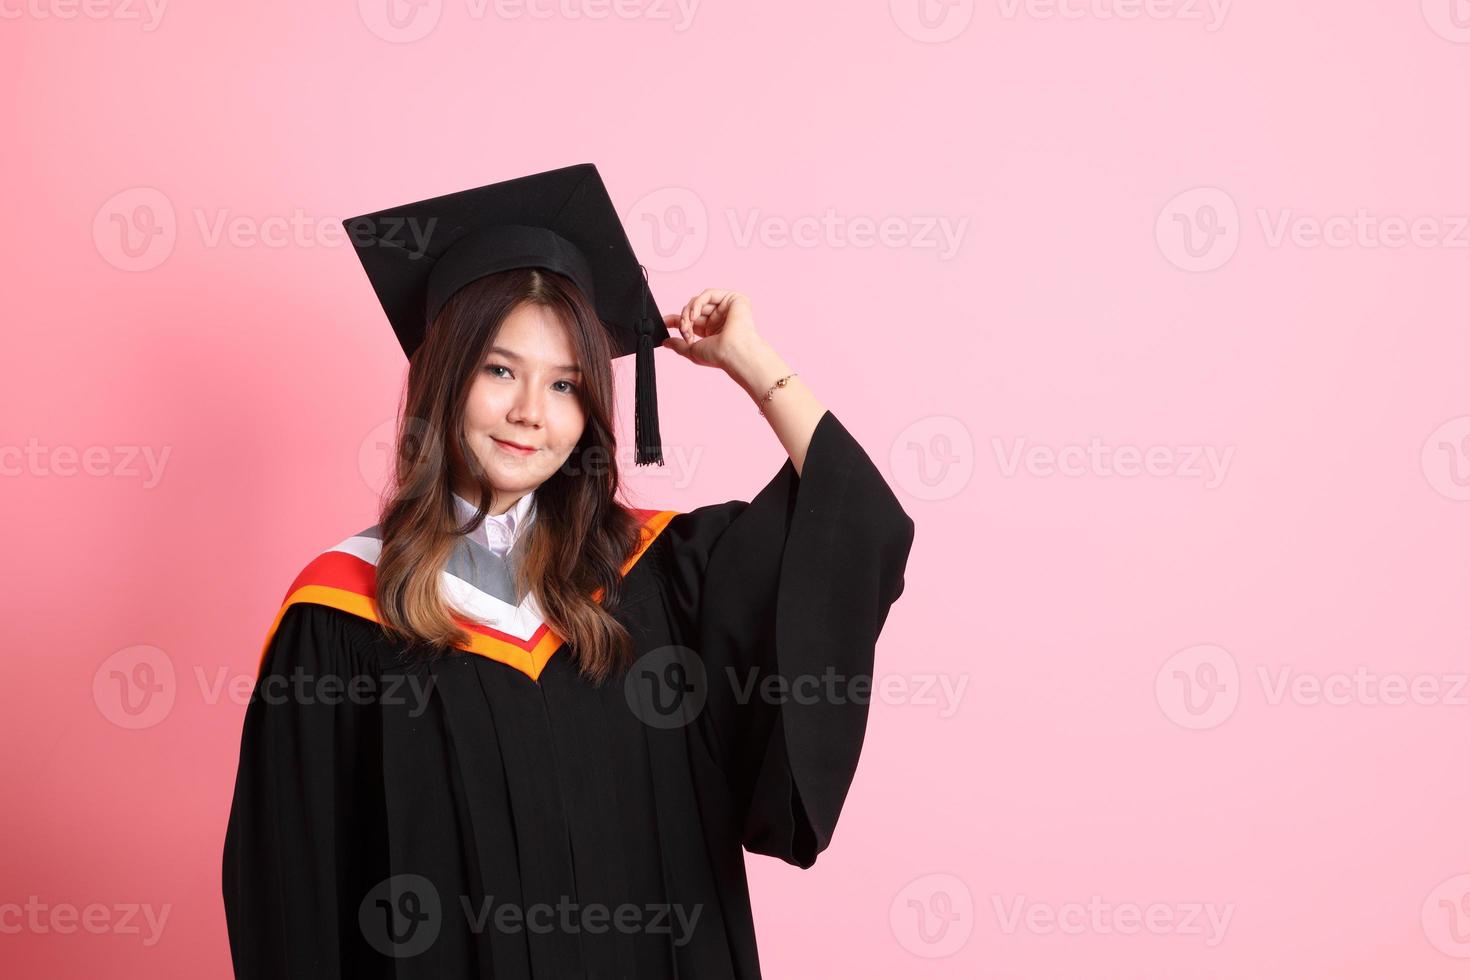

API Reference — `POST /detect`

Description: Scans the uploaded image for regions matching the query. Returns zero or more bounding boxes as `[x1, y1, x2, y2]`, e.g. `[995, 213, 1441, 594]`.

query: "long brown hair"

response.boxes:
[373, 268, 648, 684]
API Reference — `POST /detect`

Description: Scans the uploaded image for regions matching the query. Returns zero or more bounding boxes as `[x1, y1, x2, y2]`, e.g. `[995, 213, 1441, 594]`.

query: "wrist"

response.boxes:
[723, 336, 787, 399]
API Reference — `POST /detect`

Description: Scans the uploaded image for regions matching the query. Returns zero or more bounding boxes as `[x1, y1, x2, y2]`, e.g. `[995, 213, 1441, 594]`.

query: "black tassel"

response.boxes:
[633, 265, 664, 466]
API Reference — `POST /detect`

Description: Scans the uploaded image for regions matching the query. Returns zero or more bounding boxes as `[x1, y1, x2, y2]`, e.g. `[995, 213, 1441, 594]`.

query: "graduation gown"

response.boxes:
[221, 408, 915, 979]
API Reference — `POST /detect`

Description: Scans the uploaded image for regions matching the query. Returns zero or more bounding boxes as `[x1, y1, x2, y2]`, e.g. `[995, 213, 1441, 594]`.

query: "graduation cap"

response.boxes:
[342, 162, 667, 465]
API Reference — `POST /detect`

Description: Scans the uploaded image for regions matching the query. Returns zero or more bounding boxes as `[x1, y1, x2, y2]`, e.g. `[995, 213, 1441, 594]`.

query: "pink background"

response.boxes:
[4, 1, 1470, 976]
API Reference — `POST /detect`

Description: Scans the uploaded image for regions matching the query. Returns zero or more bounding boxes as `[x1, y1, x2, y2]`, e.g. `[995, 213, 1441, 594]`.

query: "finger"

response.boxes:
[696, 293, 732, 332]
[689, 289, 719, 314]
[659, 313, 687, 347]
[694, 288, 725, 315]
[695, 297, 726, 332]
[685, 289, 729, 337]
[681, 297, 701, 341]
[690, 290, 726, 331]
[677, 302, 694, 343]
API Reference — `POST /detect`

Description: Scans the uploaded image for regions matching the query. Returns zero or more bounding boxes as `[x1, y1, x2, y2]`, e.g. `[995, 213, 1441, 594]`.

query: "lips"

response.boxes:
[493, 437, 537, 453]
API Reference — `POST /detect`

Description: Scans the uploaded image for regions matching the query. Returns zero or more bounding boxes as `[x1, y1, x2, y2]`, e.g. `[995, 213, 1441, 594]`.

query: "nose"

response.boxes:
[508, 381, 544, 429]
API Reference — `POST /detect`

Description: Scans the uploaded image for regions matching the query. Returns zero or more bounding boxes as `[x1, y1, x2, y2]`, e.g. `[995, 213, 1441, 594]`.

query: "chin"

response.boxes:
[488, 461, 545, 485]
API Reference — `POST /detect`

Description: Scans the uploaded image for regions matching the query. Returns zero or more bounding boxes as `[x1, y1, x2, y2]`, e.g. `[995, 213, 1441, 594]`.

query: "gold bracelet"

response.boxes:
[757, 372, 798, 417]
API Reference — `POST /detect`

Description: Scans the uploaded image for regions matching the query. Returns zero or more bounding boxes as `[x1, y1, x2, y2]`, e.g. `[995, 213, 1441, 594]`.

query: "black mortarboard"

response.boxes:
[342, 162, 666, 465]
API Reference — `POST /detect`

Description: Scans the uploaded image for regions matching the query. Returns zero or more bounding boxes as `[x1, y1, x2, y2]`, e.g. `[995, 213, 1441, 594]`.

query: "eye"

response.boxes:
[484, 364, 511, 378]
[553, 379, 578, 394]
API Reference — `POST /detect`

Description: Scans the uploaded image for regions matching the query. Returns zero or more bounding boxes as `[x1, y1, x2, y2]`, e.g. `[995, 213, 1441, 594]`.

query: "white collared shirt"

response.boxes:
[451, 489, 537, 556]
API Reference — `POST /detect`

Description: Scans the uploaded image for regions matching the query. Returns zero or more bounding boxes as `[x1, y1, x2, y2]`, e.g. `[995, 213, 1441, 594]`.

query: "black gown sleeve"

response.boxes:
[221, 602, 389, 979]
[658, 409, 916, 869]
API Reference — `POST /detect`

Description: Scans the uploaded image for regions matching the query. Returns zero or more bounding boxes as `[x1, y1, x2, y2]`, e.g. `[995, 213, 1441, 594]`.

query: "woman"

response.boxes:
[221, 165, 916, 979]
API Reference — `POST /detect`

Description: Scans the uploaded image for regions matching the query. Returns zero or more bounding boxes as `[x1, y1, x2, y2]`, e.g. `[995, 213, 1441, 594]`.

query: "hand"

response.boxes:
[661, 288, 761, 372]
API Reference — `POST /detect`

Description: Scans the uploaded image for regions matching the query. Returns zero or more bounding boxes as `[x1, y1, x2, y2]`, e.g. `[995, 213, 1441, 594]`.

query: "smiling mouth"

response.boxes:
[494, 437, 536, 451]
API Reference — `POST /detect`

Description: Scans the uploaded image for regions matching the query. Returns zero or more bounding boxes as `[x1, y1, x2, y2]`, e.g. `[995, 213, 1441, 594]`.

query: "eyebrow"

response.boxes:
[487, 346, 582, 374]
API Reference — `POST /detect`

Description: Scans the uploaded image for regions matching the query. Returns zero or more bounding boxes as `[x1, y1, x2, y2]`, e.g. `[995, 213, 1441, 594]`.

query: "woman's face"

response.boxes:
[458, 302, 586, 511]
